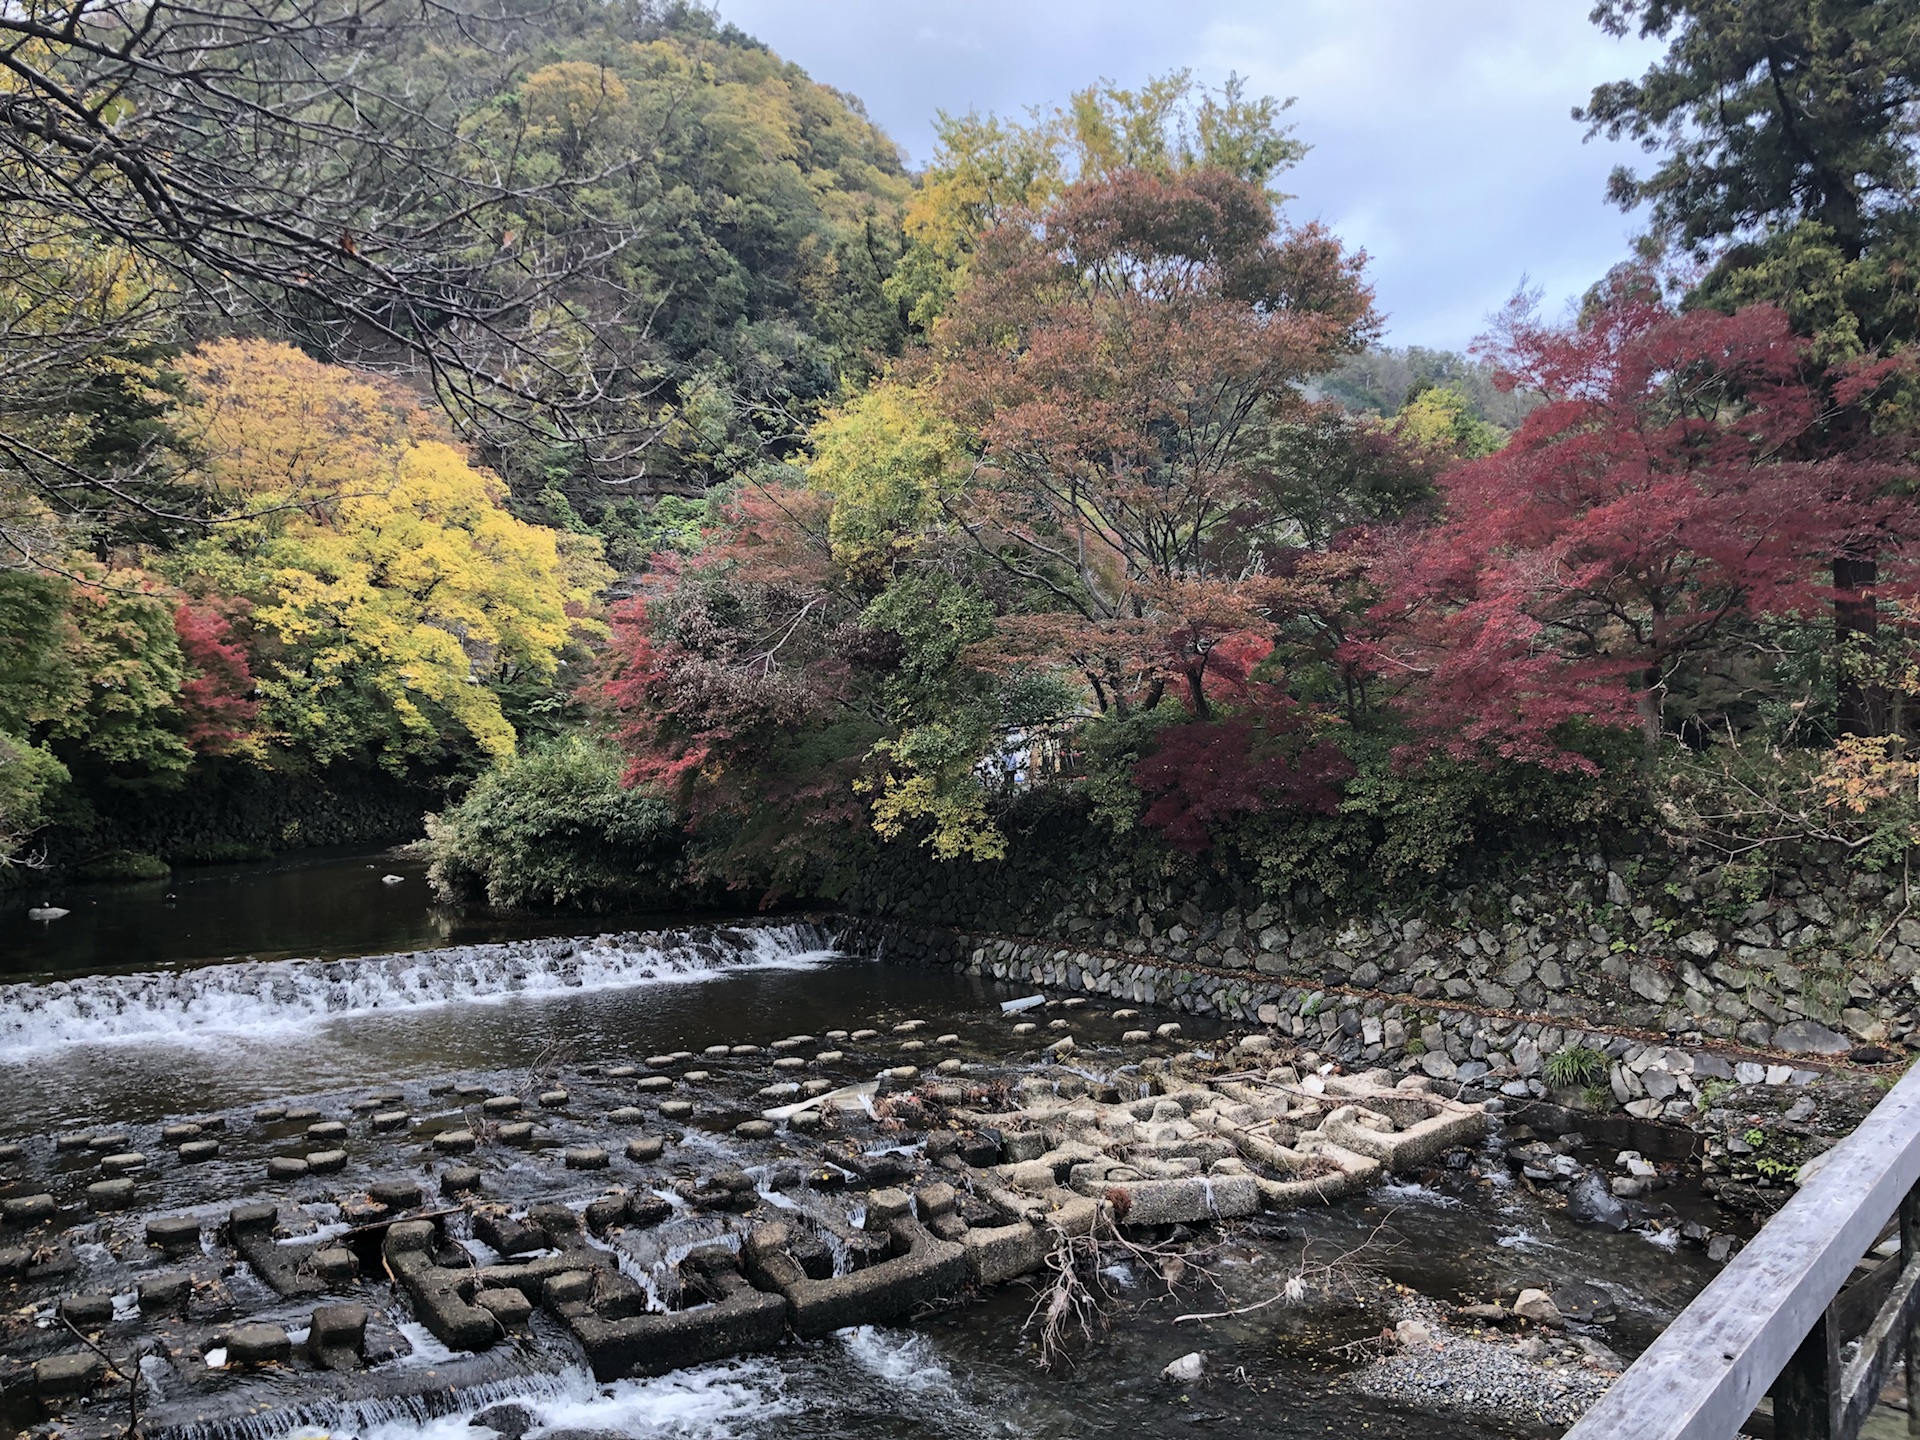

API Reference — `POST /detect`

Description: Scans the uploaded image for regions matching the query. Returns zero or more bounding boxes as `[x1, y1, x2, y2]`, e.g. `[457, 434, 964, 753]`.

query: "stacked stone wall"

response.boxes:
[835, 841, 1920, 1123]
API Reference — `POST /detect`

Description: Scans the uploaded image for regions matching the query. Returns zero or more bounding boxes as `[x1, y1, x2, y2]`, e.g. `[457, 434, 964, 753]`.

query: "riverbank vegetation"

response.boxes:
[5, 0, 1920, 913]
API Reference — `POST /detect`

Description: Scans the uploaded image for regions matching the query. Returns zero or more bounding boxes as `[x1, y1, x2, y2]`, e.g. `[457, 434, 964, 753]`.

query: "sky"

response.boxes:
[714, 0, 1670, 353]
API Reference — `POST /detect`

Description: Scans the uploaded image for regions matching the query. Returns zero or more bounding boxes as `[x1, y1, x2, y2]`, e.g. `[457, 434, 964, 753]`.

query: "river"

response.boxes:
[0, 847, 1730, 1440]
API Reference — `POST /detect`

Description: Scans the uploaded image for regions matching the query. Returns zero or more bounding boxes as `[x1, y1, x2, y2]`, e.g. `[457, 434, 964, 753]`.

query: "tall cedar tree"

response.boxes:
[931, 167, 1375, 717]
[1359, 279, 1913, 766]
[1580, 0, 1920, 262]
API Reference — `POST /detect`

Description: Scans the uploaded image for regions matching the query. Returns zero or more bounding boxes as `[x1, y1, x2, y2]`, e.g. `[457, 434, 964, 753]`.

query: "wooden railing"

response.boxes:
[1563, 1060, 1920, 1439]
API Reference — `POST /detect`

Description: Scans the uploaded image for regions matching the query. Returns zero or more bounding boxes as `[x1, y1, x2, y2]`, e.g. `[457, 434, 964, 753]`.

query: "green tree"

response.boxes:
[424, 733, 681, 908]
[1580, 1, 1920, 263]
[1579, 0, 1920, 356]
[1581, 1, 1920, 735]
[890, 71, 1305, 332]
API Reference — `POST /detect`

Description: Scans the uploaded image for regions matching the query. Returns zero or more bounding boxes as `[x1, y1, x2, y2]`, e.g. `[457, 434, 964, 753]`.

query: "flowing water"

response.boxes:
[1, 848, 1731, 1440]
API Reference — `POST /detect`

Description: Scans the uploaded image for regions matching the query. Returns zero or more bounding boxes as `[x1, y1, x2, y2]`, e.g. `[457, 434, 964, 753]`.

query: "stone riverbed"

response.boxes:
[0, 921, 1770, 1440]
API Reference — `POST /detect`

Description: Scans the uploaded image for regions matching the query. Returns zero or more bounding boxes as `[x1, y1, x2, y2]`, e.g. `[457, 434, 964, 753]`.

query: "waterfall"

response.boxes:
[0, 923, 835, 1057]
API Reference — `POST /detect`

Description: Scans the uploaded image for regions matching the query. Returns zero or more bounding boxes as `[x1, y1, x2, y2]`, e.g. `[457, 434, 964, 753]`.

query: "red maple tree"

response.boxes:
[1359, 274, 1914, 766]
[172, 601, 260, 754]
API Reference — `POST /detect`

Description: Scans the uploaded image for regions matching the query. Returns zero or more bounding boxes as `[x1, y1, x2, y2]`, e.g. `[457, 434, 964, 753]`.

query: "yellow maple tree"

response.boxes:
[169, 339, 610, 768]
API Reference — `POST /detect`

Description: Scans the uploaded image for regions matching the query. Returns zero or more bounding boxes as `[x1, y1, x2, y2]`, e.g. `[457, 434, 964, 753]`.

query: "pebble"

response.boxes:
[1358, 1326, 1610, 1427]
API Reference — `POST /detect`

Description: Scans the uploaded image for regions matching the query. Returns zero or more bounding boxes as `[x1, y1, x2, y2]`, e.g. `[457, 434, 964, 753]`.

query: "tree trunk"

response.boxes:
[1636, 679, 1664, 750]
[1835, 550, 1885, 736]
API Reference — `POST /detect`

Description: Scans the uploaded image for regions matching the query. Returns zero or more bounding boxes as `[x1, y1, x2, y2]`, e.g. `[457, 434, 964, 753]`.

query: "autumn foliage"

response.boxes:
[1357, 275, 1917, 767]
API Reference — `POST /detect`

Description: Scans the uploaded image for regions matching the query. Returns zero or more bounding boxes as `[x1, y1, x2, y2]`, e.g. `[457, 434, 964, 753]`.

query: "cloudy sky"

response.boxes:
[715, 1, 1669, 353]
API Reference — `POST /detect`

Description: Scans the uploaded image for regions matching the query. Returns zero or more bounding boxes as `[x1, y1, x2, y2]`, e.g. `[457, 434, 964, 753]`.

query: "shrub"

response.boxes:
[425, 735, 683, 909]
[75, 849, 170, 881]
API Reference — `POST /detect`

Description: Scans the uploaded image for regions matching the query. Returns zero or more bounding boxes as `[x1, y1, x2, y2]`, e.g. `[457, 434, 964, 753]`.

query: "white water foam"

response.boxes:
[839, 1326, 959, 1398]
[0, 924, 835, 1058]
[513, 1359, 796, 1439]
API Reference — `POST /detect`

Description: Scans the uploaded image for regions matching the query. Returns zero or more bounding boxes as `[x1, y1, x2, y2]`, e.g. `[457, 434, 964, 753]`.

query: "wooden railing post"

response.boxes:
[1904, 1181, 1920, 1438]
[1776, 1306, 1839, 1438]
[1561, 1061, 1920, 1440]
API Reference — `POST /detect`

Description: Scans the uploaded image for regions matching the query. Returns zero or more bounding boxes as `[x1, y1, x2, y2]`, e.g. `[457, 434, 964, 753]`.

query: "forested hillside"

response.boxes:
[0, 0, 912, 867]
[6, 0, 1920, 917]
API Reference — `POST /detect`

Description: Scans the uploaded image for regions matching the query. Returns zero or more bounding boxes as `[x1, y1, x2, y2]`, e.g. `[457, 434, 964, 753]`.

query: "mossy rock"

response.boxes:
[74, 850, 170, 882]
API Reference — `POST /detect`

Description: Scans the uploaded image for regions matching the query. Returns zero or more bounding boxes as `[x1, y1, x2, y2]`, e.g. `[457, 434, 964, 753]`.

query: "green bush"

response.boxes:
[75, 849, 170, 881]
[424, 735, 684, 910]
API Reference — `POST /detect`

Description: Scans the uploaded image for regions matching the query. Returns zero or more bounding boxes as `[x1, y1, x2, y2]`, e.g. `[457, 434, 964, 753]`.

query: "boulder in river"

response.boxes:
[1565, 1172, 1630, 1230]
[1161, 1351, 1206, 1384]
[1512, 1288, 1564, 1325]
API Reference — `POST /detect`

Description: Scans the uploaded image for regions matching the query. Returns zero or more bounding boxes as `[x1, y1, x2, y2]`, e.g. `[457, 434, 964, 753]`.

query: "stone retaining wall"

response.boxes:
[841, 841, 1920, 1071]
[834, 917, 1844, 1126]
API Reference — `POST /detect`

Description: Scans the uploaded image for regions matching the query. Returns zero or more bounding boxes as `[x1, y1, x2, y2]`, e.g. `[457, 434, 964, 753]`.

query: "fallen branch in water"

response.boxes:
[1023, 1200, 1222, 1370]
[1172, 1208, 1403, 1326]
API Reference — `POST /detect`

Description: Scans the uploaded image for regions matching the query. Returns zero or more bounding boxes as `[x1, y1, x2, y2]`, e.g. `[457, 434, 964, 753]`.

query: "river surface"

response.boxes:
[0, 849, 1728, 1440]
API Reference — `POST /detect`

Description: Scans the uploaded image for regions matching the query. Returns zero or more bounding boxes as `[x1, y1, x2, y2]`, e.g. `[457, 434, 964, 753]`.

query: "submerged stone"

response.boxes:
[227, 1323, 292, 1365]
[87, 1178, 135, 1209]
[146, 1215, 202, 1252]
[34, 1352, 103, 1396]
